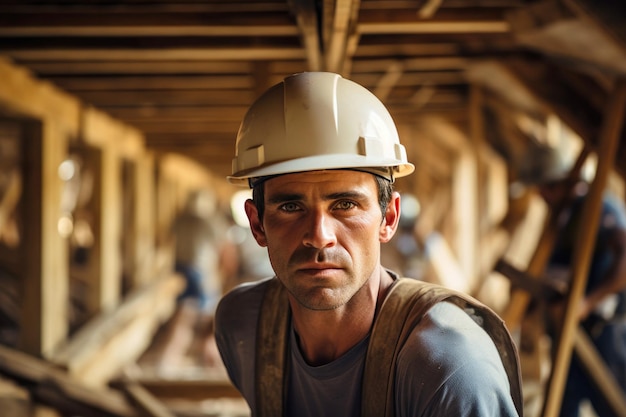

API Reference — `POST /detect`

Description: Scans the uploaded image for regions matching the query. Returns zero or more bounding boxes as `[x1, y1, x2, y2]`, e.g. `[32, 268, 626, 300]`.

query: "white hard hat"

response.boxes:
[228, 72, 415, 187]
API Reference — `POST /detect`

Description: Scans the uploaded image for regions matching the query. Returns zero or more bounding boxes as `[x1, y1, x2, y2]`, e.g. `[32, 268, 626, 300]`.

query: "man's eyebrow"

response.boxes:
[266, 190, 368, 205]
[325, 190, 368, 201]
[266, 192, 304, 205]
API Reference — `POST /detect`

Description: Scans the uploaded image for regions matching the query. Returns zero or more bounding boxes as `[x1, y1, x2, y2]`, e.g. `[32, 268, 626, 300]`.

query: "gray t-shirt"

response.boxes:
[215, 277, 519, 417]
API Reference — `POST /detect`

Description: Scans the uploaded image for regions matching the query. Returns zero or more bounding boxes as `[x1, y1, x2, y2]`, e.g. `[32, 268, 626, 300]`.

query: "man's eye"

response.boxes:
[279, 202, 300, 212]
[335, 201, 356, 210]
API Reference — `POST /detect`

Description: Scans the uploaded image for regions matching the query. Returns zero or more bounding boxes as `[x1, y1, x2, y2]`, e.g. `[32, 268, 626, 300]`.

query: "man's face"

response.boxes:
[244, 170, 399, 311]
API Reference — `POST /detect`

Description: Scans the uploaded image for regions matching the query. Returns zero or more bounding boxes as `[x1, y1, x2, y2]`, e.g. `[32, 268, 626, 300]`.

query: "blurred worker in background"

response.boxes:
[221, 190, 275, 294]
[215, 72, 522, 416]
[157, 189, 227, 375]
[380, 192, 426, 279]
[519, 144, 626, 417]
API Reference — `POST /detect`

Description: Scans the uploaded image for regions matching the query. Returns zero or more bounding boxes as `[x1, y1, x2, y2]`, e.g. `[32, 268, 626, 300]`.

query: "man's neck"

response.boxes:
[288, 267, 395, 366]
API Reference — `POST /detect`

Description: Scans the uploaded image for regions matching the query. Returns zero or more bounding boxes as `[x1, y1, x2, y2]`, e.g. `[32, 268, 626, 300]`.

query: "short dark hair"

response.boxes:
[251, 173, 393, 221]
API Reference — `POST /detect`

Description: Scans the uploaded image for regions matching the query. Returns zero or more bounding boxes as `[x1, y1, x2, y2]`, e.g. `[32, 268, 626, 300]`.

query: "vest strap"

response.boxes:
[255, 278, 289, 417]
[255, 277, 523, 417]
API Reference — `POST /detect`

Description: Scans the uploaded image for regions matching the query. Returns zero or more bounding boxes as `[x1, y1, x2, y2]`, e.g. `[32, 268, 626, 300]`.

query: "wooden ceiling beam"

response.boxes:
[465, 59, 547, 118]
[354, 42, 460, 57]
[0, 25, 299, 37]
[360, 21, 509, 34]
[352, 57, 470, 72]
[373, 61, 404, 101]
[146, 141, 234, 153]
[501, 57, 601, 143]
[160, 156, 232, 179]
[73, 90, 254, 107]
[0, 2, 290, 14]
[324, 0, 359, 73]
[507, 0, 626, 76]
[5, 47, 306, 61]
[353, 70, 465, 87]
[390, 106, 468, 124]
[130, 121, 240, 135]
[288, 0, 323, 71]
[356, 8, 511, 34]
[146, 136, 237, 147]
[104, 106, 248, 122]
[0, 11, 296, 31]
[48, 75, 255, 91]
[27, 61, 260, 75]
[358, 5, 517, 19]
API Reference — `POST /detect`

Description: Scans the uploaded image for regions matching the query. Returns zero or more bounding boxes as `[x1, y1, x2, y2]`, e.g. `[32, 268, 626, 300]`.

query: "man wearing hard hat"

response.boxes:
[215, 72, 522, 416]
[519, 144, 626, 417]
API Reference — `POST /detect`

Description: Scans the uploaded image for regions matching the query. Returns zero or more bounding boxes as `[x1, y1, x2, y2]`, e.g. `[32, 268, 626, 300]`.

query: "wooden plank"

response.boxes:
[495, 259, 566, 300]
[421, 232, 468, 291]
[129, 378, 242, 401]
[51, 272, 184, 387]
[0, 376, 31, 417]
[0, 344, 139, 417]
[116, 378, 176, 417]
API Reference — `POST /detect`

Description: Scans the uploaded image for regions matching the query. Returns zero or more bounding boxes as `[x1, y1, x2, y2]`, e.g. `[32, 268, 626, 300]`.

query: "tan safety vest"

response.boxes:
[255, 277, 523, 417]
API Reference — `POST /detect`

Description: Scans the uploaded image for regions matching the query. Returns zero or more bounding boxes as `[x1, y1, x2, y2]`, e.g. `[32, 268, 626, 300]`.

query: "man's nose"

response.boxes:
[302, 210, 337, 249]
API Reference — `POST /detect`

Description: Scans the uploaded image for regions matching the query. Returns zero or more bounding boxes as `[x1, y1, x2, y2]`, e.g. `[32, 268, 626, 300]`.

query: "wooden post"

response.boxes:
[132, 153, 156, 288]
[469, 84, 486, 284]
[541, 80, 626, 417]
[21, 119, 69, 357]
[99, 146, 122, 311]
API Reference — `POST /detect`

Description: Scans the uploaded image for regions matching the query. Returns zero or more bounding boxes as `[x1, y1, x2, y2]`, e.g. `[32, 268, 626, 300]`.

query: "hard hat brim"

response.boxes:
[228, 154, 415, 187]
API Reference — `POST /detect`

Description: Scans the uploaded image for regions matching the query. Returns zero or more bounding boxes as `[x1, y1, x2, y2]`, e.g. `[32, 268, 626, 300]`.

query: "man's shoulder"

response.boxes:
[403, 301, 494, 353]
[217, 277, 273, 316]
[386, 280, 515, 376]
[397, 301, 512, 392]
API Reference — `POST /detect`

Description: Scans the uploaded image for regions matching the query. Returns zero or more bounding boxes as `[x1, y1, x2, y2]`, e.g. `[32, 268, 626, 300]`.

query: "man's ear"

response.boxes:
[380, 192, 401, 243]
[245, 199, 268, 247]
